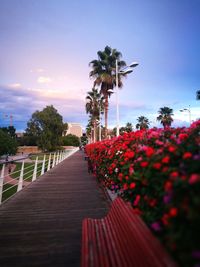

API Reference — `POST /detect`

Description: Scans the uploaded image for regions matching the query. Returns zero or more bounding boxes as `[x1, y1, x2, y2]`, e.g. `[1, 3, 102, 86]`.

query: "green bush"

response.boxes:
[0, 129, 18, 156]
[62, 134, 80, 147]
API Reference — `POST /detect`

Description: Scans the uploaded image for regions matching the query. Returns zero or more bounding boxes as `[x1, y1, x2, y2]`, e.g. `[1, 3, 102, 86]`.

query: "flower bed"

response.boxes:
[85, 120, 200, 267]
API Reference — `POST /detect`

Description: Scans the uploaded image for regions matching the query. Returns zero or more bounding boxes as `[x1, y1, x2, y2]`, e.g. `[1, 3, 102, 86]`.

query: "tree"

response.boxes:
[7, 126, 16, 138]
[86, 119, 93, 141]
[112, 122, 133, 136]
[89, 46, 126, 138]
[86, 88, 104, 142]
[157, 107, 174, 129]
[136, 116, 150, 130]
[0, 126, 16, 138]
[124, 122, 133, 133]
[0, 129, 18, 156]
[80, 134, 88, 146]
[196, 90, 200, 100]
[25, 105, 65, 151]
[62, 134, 80, 147]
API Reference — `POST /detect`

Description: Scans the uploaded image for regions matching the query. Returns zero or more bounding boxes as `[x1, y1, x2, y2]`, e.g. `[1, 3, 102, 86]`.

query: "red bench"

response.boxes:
[82, 197, 177, 267]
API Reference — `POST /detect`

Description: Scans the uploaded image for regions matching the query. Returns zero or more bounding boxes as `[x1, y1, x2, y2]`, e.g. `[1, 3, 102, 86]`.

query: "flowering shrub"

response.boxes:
[85, 120, 200, 267]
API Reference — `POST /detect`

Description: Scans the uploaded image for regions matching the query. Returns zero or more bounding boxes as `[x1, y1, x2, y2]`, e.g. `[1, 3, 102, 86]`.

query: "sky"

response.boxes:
[0, 0, 200, 132]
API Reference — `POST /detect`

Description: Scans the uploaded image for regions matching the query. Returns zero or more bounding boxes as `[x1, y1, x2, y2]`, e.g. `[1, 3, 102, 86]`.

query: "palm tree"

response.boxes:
[136, 116, 150, 130]
[125, 122, 133, 133]
[85, 88, 104, 142]
[157, 107, 174, 129]
[86, 116, 93, 142]
[196, 90, 200, 100]
[89, 46, 126, 138]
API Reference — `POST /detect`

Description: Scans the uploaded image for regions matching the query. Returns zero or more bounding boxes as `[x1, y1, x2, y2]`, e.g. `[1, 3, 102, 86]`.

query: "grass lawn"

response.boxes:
[29, 154, 52, 161]
[2, 184, 18, 202]
[11, 162, 43, 181]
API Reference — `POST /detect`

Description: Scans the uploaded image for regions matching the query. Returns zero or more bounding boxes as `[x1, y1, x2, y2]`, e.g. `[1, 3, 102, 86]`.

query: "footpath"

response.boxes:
[0, 151, 110, 267]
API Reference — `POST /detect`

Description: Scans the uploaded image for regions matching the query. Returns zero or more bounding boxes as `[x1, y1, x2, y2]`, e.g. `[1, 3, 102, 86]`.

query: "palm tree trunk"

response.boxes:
[93, 120, 96, 143]
[104, 95, 108, 138]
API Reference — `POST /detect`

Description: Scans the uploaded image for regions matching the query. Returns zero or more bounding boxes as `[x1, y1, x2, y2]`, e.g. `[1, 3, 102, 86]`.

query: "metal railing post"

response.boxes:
[52, 153, 56, 168]
[56, 152, 59, 165]
[41, 155, 46, 175]
[0, 164, 5, 204]
[32, 157, 38, 181]
[17, 161, 24, 192]
[47, 153, 51, 171]
[59, 151, 62, 163]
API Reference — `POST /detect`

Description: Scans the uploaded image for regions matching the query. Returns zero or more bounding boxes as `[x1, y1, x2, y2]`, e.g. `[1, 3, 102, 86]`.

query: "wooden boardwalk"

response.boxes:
[0, 151, 110, 267]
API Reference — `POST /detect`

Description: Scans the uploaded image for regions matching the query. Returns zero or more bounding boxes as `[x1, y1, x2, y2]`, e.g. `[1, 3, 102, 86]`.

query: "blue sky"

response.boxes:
[0, 0, 200, 131]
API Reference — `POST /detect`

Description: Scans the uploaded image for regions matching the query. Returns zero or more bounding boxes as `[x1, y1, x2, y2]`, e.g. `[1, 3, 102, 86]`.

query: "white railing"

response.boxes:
[0, 148, 78, 205]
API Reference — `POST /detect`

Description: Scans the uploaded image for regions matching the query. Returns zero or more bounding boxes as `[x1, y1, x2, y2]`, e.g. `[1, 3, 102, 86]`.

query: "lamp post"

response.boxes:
[99, 108, 101, 142]
[180, 105, 191, 125]
[116, 60, 139, 136]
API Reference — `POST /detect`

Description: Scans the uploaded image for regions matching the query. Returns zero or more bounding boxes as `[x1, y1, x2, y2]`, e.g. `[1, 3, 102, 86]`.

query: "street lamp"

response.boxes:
[180, 105, 191, 125]
[116, 59, 139, 136]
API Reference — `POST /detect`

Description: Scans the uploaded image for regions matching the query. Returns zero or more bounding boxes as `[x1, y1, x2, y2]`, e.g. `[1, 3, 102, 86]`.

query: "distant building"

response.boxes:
[63, 123, 83, 138]
[16, 132, 24, 138]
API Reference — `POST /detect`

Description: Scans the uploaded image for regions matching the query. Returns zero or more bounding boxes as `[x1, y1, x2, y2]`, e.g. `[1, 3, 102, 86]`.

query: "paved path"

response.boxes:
[3, 164, 30, 186]
[0, 151, 110, 267]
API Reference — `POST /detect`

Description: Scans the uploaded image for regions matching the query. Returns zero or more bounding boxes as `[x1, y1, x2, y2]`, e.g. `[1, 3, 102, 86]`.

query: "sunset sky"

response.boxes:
[0, 0, 200, 132]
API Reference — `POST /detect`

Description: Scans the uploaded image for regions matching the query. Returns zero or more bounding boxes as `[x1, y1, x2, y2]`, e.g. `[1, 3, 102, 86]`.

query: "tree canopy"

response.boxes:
[136, 116, 150, 130]
[196, 90, 200, 100]
[157, 106, 174, 129]
[0, 129, 18, 156]
[85, 88, 105, 142]
[62, 134, 80, 147]
[25, 105, 65, 151]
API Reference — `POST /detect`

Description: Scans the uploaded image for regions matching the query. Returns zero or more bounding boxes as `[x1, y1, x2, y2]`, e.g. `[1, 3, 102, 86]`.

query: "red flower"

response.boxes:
[169, 207, 178, 217]
[170, 171, 179, 179]
[145, 147, 154, 157]
[178, 133, 188, 141]
[124, 151, 135, 159]
[162, 214, 169, 226]
[168, 146, 176, 153]
[129, 167, 134, 175]
[164, 181, 173, 191]
[133, 194, 141, 206]
[162, 166, 169, 173]
[118, 173, 123, 181]
[153, 162, 162, 169]
[189, 174, 200, 184]
[140, 161, 148, 167]
[123, 183, 128, 190]
[129, 182, 136, 189]
[183, 152, 192, 159]
[162, 156, 170, 164]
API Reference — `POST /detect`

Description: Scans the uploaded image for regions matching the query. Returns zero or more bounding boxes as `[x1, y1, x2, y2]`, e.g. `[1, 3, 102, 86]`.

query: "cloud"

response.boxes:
[30, 68, 45, 73]
[37, 76, 52, 84]
[9, 83, 21, 88]
[0, 84, 88, 131]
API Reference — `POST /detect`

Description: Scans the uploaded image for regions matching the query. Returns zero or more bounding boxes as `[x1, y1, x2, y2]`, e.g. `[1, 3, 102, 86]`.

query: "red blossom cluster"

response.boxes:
[85, 120, 200, 267]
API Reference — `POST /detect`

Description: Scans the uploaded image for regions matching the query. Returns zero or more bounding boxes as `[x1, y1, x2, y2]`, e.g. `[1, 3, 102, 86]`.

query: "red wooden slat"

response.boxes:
[81, 219, 89, 267]
[110, 198, 147, 267]
[95, 219, 111, 267]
